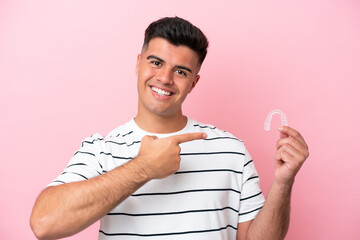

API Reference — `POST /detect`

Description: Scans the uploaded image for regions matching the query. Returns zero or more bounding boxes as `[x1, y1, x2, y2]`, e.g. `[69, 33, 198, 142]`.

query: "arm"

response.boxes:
[30, 133, 206, 240]
[237, 126, 309, 240]
[30, 157, 150, 240]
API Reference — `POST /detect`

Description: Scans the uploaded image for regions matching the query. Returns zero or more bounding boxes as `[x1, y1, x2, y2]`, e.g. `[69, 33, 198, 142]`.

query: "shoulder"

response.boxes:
[78, 119, 136, 152]
[190, 118, 242, 140]
[106, 120, 135, 139]
[79, 133, 106, 148]
[189, 118, 245, 150]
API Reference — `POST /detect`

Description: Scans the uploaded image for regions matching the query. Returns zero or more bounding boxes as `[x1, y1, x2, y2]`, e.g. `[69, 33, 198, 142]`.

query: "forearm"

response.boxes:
[247, 181, 293, 240]
[30, 157, 150, 240]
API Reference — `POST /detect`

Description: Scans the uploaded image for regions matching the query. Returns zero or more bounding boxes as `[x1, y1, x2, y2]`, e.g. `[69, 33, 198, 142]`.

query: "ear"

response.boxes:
[135, 54, 141, 77]
[189, 75, 200, 93]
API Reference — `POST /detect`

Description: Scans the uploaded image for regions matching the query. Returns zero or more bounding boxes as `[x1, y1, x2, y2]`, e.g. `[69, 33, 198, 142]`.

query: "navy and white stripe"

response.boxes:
[48, 118, 265, 239]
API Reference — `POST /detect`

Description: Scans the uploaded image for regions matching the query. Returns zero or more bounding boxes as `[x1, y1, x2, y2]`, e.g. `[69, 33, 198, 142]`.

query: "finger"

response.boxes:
[279, 130, 288, 139]
[275, 150, 298, 171]
[279, 126, 308, 149]
[171, 132, 207, 144]
[281, 144, 301, 158]
[276, 135, 306, 152]
[276, 144, 303, 164]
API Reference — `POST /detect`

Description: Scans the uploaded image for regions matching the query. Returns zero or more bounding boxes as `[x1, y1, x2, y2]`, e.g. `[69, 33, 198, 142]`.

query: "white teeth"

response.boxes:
[151, 87, 171, 96]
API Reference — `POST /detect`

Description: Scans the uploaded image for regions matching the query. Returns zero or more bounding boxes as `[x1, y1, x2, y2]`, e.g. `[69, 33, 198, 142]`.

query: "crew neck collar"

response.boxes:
[129, 117, 193, 138]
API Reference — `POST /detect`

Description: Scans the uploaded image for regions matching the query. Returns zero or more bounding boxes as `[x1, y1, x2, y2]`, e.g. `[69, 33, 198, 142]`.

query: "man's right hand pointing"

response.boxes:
[136, 132, 207, 179]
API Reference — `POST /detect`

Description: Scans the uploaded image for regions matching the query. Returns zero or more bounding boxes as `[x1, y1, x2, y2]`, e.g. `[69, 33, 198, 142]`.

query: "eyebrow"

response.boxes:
[147, 55, 164, 63]
[146, 55, 193, 74]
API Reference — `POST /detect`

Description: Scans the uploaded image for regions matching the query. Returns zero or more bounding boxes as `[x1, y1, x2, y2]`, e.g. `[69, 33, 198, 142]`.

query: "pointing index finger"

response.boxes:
[171, 132, 207, 144]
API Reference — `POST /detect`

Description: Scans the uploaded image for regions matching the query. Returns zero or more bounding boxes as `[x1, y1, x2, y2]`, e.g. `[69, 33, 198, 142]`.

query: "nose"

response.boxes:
[156, 67, 173, 85]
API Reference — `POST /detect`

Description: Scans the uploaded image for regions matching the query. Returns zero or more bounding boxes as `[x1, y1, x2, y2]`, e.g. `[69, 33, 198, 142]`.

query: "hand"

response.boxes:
[136, 132, 207, 179]
[274, 126, 309, 186]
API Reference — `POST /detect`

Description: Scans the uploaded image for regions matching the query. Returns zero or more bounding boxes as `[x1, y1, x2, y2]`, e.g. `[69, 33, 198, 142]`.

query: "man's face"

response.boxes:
[136, 37, 201, 118]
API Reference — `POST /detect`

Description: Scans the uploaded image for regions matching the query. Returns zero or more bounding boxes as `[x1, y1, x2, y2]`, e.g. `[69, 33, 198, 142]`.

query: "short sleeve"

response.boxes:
[47, 133, 106, 187]
[238, 147, 265, 223]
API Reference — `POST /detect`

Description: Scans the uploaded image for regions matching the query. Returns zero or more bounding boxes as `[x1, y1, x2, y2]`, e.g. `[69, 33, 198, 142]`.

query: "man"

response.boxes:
[30, 17, 309, 240]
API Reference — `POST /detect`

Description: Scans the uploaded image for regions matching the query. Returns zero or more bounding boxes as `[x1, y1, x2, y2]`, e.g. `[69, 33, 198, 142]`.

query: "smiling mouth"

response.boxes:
[151, 86, 174, 96]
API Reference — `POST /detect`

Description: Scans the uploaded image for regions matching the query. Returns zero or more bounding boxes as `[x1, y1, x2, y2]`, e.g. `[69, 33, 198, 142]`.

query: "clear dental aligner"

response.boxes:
[264, 109, 288, 131]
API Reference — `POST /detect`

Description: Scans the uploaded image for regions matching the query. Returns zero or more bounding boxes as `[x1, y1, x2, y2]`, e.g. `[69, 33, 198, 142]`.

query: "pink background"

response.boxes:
[1, 0, 359, 239]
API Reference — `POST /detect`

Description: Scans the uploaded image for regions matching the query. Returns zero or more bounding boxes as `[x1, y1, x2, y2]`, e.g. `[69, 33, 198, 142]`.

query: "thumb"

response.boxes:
[278, 126, 288, 139]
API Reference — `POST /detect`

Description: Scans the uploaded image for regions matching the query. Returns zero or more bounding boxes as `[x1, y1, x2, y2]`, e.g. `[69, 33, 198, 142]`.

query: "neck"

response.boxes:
[134, 111, 188, 134]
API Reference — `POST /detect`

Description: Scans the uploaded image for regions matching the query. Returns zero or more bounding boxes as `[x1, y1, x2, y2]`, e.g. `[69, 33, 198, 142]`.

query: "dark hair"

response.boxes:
[143, 17, 209, 65]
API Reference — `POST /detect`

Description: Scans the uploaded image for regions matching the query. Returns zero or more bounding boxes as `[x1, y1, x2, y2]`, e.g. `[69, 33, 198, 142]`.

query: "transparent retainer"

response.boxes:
[264, 109, 288, 131]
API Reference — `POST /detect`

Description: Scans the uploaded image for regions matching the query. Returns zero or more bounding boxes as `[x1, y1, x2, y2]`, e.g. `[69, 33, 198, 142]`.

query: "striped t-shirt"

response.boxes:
[49, 118, 265, 239]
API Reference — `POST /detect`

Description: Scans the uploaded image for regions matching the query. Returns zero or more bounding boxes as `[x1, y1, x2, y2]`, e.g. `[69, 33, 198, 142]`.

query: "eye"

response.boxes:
[152, 61, 161, 67]
[176, 69, 187, 77]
